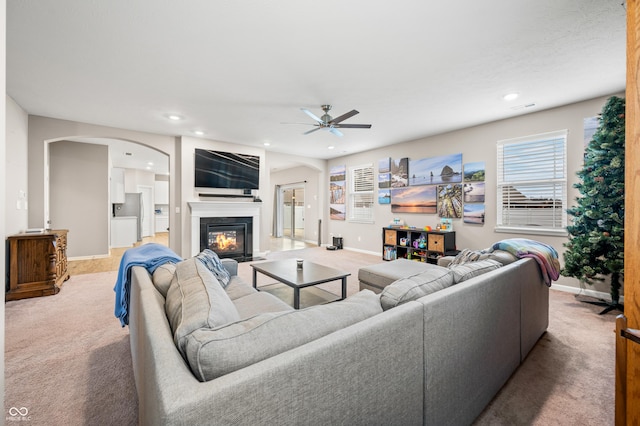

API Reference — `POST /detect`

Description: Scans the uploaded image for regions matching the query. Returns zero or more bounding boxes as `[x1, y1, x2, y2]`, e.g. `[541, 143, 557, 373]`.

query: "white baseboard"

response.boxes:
[68, 254, 110, 261]
[342, 246, 381, 257]
[551, 283, 625, 304]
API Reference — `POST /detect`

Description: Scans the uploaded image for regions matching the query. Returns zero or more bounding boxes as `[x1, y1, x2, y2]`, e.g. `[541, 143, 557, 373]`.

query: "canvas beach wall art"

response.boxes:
[463, 182, 485, 203]
[378, 157, 390, 173]
[463, 161, 485, 182]
[464, 203, 485, 224]
[390, 158, 408, 187]
[330, 165, 346, 220]
[437, 184, 463, 218]
[378, 189, 391, 204]
[391, 185, 437, 213]
[409, 153, 462, 186]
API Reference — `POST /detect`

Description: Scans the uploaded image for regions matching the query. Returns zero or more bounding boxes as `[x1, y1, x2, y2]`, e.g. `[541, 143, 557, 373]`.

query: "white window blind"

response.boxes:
[348, 164, 374, 222]
[496, 130, 568, 236]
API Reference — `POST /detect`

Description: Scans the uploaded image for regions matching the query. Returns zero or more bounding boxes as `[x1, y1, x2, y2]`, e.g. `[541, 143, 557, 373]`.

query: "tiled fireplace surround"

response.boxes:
[189, 201, 261, 258]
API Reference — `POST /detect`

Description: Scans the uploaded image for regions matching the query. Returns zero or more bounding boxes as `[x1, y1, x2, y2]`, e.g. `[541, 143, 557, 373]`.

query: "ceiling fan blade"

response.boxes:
[329, 109, 359, 125]
[301, 108, 323, 124]
[333, 123, 372, 129]
[329, 127, 343, 137]
[303, 126, 321, 135]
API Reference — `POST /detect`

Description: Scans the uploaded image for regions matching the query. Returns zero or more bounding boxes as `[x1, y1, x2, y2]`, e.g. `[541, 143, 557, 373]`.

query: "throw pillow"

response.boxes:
[448, 248, 484, 266]
[448, 259, 502, 284]
[195, 249, 231, 288]
[380, 268, 454, 310]
[165, 258, 240, 357]
[183, 289, 382, 381]
[151, 262, 176, 298]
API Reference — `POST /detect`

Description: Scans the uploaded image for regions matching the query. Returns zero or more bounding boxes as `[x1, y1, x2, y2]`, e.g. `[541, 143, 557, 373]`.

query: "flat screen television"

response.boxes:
[194, 149, 260, 190]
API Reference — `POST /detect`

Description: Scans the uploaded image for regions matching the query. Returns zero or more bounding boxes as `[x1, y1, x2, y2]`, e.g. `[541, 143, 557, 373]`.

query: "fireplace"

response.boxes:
[189, 201, 261, 259]
[200, 216, 253, 261]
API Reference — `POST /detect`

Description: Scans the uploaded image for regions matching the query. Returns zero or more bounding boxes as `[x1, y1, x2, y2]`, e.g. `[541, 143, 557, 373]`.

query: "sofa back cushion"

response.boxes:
[448, 259, 502, 284]
[165, 258, 240, 357]
[183, 289, 382, 381]
[481, 250, 517, 265]
[380, 268, 454, 310]
[152, 262, 177, 298]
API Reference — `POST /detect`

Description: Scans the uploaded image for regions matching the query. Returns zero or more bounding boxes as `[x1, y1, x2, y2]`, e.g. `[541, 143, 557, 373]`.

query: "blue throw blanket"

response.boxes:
[491, 238, 561, 287]
[114, 243, 182, 327]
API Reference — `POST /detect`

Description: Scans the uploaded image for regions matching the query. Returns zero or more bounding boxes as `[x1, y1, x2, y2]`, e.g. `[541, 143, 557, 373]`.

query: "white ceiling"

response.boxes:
[7, 1, 627, 164]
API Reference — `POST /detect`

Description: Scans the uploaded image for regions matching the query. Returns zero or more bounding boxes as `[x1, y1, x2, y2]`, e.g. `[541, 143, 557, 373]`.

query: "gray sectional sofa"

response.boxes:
[128, 253, 548, 425]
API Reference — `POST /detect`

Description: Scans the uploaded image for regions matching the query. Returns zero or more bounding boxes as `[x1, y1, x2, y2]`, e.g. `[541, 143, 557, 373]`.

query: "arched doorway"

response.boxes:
[46, 137, 169, 263]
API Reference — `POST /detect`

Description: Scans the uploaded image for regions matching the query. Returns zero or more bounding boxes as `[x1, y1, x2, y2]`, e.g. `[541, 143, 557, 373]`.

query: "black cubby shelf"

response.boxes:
[382, 227, 455, 264]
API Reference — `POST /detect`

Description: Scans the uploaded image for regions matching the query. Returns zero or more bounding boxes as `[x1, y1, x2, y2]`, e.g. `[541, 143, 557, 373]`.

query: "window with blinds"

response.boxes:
[496, 130, 568, 235]
[348, 164, 374, 222]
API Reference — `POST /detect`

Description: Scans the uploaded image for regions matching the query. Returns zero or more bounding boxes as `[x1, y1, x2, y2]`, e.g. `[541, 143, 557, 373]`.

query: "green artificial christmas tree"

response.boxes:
[562, 96, 625, 314]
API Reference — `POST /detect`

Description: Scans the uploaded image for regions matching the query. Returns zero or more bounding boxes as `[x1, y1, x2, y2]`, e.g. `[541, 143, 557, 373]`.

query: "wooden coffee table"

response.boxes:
[251, 259, 350, 309]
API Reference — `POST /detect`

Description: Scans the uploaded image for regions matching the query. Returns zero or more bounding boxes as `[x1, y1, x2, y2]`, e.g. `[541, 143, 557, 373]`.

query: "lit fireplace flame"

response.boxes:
[216, 233, 236, 251]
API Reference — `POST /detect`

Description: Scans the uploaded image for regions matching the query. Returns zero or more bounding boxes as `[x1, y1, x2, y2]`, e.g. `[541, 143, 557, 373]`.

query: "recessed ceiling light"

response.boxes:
[328, 145, 335, 150]
[263, 142, 271, 146]
[167, 114, 183, 121]
[147, 162, 154, 166]
[194, 130, 205, 136]
[503, 93, 519, 101]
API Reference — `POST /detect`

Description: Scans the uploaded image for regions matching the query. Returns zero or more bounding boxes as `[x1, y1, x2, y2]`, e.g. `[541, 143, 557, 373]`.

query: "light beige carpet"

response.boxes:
[4, 247, 616, 425]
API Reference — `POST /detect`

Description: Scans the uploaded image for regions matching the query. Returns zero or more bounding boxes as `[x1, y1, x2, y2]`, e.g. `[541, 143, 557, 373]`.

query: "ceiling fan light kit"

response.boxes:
[297, 104, 372, 136]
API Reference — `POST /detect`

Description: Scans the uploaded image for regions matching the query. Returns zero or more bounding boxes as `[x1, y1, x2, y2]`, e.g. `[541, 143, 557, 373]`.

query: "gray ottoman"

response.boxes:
[358, 259, 447, 293]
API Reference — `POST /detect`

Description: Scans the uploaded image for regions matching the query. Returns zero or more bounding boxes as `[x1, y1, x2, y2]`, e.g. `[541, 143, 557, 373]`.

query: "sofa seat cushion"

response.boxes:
[448, 259, 502, 283]
[380, 268, 454, 310]
[234, 291, 294, 319]
[225, 276, 257, 300]
[152, 262, 177, 298]
[165, 258, 241, 357]
[359, 259, 448, 292]
[183, 289, 382, 381]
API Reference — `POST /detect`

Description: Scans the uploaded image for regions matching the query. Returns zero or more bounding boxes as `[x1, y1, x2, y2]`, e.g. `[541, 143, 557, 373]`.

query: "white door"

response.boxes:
[138, 185, 154, 237]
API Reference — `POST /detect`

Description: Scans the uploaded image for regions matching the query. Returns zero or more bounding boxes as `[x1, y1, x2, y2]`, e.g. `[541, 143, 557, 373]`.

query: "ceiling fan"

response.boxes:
[298, 105, 372, 137]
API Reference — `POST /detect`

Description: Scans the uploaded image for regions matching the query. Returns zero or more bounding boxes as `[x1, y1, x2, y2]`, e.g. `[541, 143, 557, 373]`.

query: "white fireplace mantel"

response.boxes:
[189, 201, 261, 257]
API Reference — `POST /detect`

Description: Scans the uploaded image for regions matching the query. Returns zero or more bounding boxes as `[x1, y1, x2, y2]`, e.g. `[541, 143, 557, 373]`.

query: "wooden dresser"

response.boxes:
[6, 229, 70, 301]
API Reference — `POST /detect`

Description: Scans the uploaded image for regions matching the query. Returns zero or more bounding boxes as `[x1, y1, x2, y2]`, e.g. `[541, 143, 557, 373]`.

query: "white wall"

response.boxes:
[328, 94, 621, 293]
[26, 116, 181, 255]
[49, 141, 109, 257]
[5, 95, 28, 234]
[124, 168, 155, 192]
